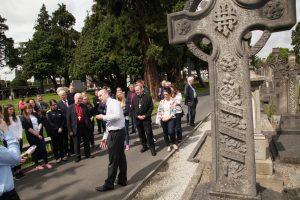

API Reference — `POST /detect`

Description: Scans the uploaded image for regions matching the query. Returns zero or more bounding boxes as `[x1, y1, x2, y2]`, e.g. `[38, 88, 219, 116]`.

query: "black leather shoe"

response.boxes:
[140, 146, 149, 153]
[85, 155, 94, 159]
[150, 148, 156, 156]
[95, 185, 114, 192]
[75, 157, 81, 163]
[117, 181, 127, 186]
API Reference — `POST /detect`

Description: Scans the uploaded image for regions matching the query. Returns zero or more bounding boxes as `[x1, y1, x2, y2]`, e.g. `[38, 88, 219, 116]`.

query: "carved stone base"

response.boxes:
[192, 182, 286, 200]
[209, 190, 261, 200]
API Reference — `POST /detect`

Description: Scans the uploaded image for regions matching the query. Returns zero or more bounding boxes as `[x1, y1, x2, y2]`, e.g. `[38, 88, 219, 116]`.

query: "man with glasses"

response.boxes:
[132, 85, 156, 156]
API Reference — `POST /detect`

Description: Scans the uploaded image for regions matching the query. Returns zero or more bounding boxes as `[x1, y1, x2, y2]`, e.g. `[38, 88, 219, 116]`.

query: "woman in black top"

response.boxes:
[46, 99, 66, 163]
[82, 94, 95, 148]
[20, 104, 52, 170]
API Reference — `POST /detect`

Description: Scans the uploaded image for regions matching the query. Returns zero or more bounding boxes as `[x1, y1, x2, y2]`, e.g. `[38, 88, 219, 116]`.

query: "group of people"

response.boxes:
[0, 76, 199, 198]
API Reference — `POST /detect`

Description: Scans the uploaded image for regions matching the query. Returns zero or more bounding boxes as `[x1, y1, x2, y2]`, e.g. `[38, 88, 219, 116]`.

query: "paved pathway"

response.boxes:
[15, 94, 212, 200]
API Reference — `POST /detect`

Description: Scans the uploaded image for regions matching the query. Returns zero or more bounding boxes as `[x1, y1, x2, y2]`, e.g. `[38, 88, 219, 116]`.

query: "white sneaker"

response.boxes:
[167, 146, 172, 152]
[136, 138, 140, 142]
[173, 144, 178, 150]
[153, 138, 157, 143]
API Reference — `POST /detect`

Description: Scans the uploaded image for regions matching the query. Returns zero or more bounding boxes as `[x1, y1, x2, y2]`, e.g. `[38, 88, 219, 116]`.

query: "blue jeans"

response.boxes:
[175, 113, 182, 141]
[124, 119, 129, 145]
[161, 118, 176, 146]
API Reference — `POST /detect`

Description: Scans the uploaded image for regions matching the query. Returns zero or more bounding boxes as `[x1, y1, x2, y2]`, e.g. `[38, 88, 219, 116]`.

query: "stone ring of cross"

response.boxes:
[168, 0, 295, 61]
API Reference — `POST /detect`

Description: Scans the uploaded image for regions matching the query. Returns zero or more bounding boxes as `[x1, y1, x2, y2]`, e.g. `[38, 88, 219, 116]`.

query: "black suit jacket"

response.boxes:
[184, 84, 198, 106]
[67, 104, 91, 136]
[132, 93, 153, 120]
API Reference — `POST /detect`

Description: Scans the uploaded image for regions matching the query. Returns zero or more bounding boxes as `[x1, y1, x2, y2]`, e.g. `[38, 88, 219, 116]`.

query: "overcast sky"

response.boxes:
[0, 0, 299, 80]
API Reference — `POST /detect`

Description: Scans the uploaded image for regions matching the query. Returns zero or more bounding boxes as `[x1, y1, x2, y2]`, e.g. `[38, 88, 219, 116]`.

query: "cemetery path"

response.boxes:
[15, 93, 212, 200]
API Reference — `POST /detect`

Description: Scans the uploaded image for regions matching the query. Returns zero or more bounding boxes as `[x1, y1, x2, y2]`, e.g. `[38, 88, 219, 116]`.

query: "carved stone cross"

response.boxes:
[265, 52, 300, 114]
[168, 0, 296, 199]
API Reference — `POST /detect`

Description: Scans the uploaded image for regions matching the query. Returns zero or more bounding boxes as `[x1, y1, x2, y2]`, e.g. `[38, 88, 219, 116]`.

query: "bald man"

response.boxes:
[67, 93, 93, 162]
[95, 89, 127, 192]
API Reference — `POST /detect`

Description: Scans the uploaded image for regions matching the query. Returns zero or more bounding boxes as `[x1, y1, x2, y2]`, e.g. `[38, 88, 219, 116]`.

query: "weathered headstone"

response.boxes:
[260, 49, 300, 114]
[168, 0, 296, 199]
[71, 80, 86, 93]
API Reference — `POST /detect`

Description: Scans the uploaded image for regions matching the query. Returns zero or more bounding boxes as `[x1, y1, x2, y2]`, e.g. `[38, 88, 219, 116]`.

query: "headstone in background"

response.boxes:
[71, 80, 86, 93]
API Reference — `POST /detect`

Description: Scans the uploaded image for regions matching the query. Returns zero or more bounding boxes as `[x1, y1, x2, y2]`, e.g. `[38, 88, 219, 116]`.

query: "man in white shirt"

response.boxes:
[95, 89, 127, 192]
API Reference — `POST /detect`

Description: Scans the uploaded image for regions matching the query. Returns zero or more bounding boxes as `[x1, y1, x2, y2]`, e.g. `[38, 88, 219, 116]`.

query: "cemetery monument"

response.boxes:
[168, 0, 296, 199]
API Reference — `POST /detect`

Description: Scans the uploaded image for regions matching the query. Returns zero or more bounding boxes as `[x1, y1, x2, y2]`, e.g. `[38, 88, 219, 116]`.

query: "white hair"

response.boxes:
[56, 87, 69, 95]
[57, 89, 67, 96]
[187, 76, 194, 82]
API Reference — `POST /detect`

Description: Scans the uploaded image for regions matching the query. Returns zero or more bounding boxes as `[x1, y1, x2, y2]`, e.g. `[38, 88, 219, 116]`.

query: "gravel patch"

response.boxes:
[132, 121, 211, 200]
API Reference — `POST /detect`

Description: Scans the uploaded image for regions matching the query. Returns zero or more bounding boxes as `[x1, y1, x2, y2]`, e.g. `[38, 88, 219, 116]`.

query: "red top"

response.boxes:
[75, 104, 84, 123]
[18, 100, 24, 110]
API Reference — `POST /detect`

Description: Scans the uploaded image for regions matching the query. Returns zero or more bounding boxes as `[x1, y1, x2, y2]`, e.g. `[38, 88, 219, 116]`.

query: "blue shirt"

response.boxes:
[0, 131, 20, 196]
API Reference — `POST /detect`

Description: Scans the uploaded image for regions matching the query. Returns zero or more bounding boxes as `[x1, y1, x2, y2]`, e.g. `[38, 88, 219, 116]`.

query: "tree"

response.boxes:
[22, 4, 58, 92]
[22, 4, 78, 91]
[51, 3, 79, 86]
[267, 47, 289, 61]
[0, 15, 20, 69]
[74, 1, 142, 89]
[292, 21, 300, 63]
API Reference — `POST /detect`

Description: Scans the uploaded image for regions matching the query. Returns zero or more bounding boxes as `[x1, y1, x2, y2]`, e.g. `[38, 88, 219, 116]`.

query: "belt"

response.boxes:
[108, 128, 124, 133]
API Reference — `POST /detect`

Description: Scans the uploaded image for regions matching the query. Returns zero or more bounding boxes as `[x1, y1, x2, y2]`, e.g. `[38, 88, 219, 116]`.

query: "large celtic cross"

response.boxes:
[168, 0, 296, 199]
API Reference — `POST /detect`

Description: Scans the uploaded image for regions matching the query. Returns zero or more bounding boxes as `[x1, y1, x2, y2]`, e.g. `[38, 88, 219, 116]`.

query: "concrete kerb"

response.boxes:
[181, 162, 206, 200]
[122, 112, 211, 200]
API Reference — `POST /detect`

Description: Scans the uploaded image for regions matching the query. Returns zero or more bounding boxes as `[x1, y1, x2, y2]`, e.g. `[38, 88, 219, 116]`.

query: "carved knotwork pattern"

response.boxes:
[263, 0, 284, 20]
[219, 56, 237, 72]
[219, 73, 242, 106]
[289, 78, 297, 114]
[220, 135, 246, 154]
[176, 19, 191, 35]
[222, 158, 245, 184]
[213, 3, 238, 37]
[219, 111, 247, 131]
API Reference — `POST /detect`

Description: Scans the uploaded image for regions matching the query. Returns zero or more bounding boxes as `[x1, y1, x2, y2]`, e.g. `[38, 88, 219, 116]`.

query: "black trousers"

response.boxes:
[0, 189, 20, 200]
[188, 100, 197, 125]
[62, 127, 74, 154]
[136, 119, 155, 148]
[51, 131, 64, 159]
[96, 119, 106, 134]
[72, 123, 91, 158]
[89, 124, 95, 146]
[105, 129, 127, 187]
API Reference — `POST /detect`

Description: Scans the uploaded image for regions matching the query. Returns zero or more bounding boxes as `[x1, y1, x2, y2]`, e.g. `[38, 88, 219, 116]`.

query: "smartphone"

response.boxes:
[21, 145, 37, 157]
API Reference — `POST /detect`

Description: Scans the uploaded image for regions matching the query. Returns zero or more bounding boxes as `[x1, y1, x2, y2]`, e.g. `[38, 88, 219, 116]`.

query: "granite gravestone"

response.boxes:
[168, 0, 296, 199]
[260, 49, 300, 115]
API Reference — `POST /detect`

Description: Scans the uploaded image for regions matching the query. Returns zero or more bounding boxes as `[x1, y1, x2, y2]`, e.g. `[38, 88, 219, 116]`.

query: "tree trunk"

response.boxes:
[39, 80, 44, 94]
[64, 75, 70, 87]
[144, 58, 159, 99]
[49, 76, 59, 90]
[195, 68, 205, 87]
[134, 0, 160, 100]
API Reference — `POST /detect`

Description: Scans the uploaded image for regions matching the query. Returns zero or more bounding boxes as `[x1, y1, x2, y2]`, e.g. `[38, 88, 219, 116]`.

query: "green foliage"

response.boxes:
[267, 48, 289, 61]
[10, 76, 27, 87]
[292, 21, 300, 63]
[250, 55, 263, 69]
[22, 4, 78, 88]
[0, 15, 20, 68]
[265, 101, 276, 119]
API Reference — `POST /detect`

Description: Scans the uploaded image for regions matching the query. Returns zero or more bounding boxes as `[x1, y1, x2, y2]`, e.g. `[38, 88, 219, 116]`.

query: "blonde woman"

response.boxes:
[116, 91, 130, 150]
